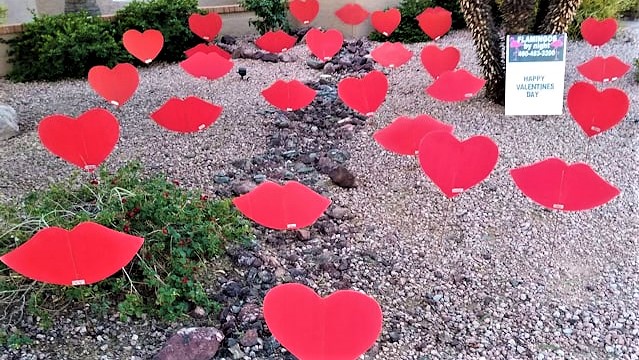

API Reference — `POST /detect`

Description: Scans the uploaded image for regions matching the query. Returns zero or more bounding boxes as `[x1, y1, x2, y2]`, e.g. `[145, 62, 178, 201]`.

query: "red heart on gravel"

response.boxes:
[1, 222, 143, 286]
[264, 283, 383, 360]
[580, 17, 617, 47]
[335, 3, 369, 25]
[88, 63, 139, 107]
[371, 8, 401, 36]
[420, 44, 460, 79]
[151, 96, 223, 133]
[255, 30, 297, 53]
[576, 56, 630, 83]
[188, 12, 223, 41]
[261, 80, 317, 111]
[567, 81, 629, 137]
[426, 69, 485, 102]
[306, 28, 343, 61]
[122, 29, 164, 64]
[370, 42, 413, 68]
[232, 181, 331, 230]
[184, 43, 231, 59]
[289, 0, 320, 25]
[418, 131, 498, 198]
[510, 157, 620, 211]
[416, 7, 452, 40]
[180, 52, 234, 80]
[338, 70, 388, 116]
[38, 108, 119, 171]
[374, 115, 454, 155]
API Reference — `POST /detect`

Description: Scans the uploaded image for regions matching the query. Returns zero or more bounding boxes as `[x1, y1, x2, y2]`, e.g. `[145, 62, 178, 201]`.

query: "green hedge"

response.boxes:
[569, 0, 639, 38]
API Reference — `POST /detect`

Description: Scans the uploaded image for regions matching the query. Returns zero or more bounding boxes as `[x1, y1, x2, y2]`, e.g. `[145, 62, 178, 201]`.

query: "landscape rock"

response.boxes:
[306, 58, 325, 70]
[220, 35, 237, 45]
[328, 166, 357, 188]
[238, 328, 259, 347]
[153, 327, 224, 360]
[261, 53, 280, 63]
[0, 105, 18, 140]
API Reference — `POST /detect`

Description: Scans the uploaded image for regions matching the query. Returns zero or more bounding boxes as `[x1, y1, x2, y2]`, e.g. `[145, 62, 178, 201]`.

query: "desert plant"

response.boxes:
[241, 0, 291, 34]
[568, 0, 639, 38]
[369, 0, 435, 43]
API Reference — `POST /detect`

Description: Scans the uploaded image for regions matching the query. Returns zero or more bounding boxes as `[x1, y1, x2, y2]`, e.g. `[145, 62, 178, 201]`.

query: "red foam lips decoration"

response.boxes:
[38, 108, 119, 171]
[151, 96, 223, 133]
[335, 3, 369, 25]
[289, 0, 320, 25]
[232, 181, 331, 230]
[261, 80, 316, 111]
[370, 42, 413, 68]
[371, 8, 401, 36]
[184, 43, 231, 59]
[255, 30, 297, 53]
[420, 44, 460, 79]
[576, 56, 630, 82]
[122, 29, 164, 64]
[188, 12, 223, 41]
[426, 69, 485, 102]
[0, 222, 144, 286]
[180, 52, 234, 80]
[338, 70, 388, 116]
[580, 17, 617, 47]
[305, 28, 344, 61]
[511, 158, 620, 211]
[416, 7, 452, 40]
[567, 81, 629, 137]
[264, 283, 383, 360]
[88, 63, 139, 107]
[374, 115, 454, 155]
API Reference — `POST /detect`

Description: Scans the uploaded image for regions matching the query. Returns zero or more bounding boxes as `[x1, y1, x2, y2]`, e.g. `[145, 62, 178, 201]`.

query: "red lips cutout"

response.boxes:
[305, 28, 344, 61]
[88, 63, 139, 107]
[420, 44, 460, 79]
[261, 80, 317, 111]
[511, 158, 620, 211]
[180, 52, 234, 80]
[370, 42, 413, 68]
[264, 283, 383, 360]
[580, 17, 617, 47]
[567, 81, 629, 137]
[0, 222, 144, 286]
[374, 115, 454, 155]
[184, 43, 231, 60]
[289, 0, 320, 25]
[151, 96, 223, 133]
[38, 108, 119, 171]
[122, 29, 164, 64]
[418, 131, 499, 198]
[576, 56, 630, 82]
[371, 8, 401, 36]
[338, 70, 388, 116]
[232, 181, 331, 230]
[255, 30, 297, 53]
[335, 3, 370, 25]
[188, 12, 223, 41]
[416, 7, 452, 40]
[426, 69, 485, 102]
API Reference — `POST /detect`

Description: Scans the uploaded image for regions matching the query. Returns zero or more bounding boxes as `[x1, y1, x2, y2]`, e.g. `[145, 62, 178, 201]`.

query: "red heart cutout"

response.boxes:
[188, 12, 223, 41]
[374, 115, 454, 155]
[232, 181, 331, 230]
[264, 283, 383, 360]
[261, 80, 317, 111]
[151, 96, 223, 133]
[38, 108, 119, 171]
[289, 0, 320, 25]
[122, 29, 164, 64]
[88, 63, 139, 107]
[510, 158, 620, 211]
[184, 43, 231, 60]
[420, 44, 460, 79]
[416, 7, 452, 40]
[426, 69, 485, 102]
[338, 70, 388, 116]
[580, 17, 617, 47]
[370, 42, 413, 68]
[306, 28, 344, 61]
[576, 56, 630, 83]
[255, 30, 297, 53]
[335, 3, 370, 25]
[180, 52, 234, 80]
[0, 222, 143, 286]
[371, 8, 401, 36]
[418, 132, 498, 198]
[567, 81, 629, 137]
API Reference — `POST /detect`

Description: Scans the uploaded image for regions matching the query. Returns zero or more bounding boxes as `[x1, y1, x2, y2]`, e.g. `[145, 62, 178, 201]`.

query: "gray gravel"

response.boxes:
[1, 28, 638, 359]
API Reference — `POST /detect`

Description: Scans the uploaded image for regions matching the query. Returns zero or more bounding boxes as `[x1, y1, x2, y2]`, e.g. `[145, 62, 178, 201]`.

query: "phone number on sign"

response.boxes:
[517, 49, 557, 57]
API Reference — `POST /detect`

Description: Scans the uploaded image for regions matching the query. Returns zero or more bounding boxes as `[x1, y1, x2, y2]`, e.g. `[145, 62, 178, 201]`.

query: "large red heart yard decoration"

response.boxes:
[416, 7, 452, 40]
[420, 44, 460, 79]
[261, 80, 316, 111]
[88, 63, 139, 107]
[580, 17, 617, 47]
[122, 29, 164, 64]
[38, 108, 119, 171]
[264, 283, 383, 360]
[188, 12, 223, 41]
[151, 96, 223, 133]
[371, 8, 401, 36]
[567, 81, 629, 137]
[370, 42, 413, 68]
[418, 131, 498, 198]
[255, 30, 297, 53]
[338, 70, 388, 116]
[306, 28, 344, 60]
[374, 115, 454, 155]
[576, 56, 630, 83]
[289, 0, 320, 25]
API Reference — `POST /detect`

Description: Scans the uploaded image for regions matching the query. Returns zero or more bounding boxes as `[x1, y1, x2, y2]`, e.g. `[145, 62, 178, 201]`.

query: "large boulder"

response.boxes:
[0, 105, 18, 140]
[154, 327, 224, 360]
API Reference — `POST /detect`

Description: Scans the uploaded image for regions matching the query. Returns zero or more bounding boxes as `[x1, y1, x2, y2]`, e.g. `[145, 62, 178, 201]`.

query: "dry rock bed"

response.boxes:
[0, 29, 638, 360]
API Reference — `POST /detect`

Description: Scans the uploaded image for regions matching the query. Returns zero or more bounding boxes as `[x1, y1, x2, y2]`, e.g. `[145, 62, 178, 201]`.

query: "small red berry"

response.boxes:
[123, 224, 130, 233]
[181, 276, 189, 284]
[200, 194, 208, 201]
[172, 179, 180, 186]
[162, 227, 168, 235]
[90, 179, 99, 185]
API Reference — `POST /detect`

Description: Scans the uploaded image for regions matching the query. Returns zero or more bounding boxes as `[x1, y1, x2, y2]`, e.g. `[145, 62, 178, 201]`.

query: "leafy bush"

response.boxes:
[569, 0, 639, 38]
[0, 163, 253, 322]
[370, 0, 434, 43]
[113, 0, 203, 63]
[241, 0, 291, 34]
[6, 12, 126, 82]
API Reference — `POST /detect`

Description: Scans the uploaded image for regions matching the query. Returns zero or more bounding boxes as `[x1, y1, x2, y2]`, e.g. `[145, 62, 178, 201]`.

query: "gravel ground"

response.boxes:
[1, 28, 638, 359]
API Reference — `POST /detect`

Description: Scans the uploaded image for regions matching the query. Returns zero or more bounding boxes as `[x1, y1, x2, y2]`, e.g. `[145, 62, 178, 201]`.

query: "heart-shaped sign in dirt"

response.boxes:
[420, 44, 460, 79]
[188, 12, 223, 41]
[122, 29, 164, 64]
[305, 28, 344, 61]
[338, 70, 388, 116]
[567, 81, 629, 137]
[580, 17, 617, 47]
[371, 8, 401, 36]
[289, 0, 320, 25]
[88, 63, 139, 107]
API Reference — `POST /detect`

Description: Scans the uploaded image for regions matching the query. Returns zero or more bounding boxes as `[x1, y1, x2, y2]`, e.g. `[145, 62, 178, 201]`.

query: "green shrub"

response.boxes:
[569, 0, 639, 38]
[0, 5, 7, 24]
[0, 163, 253, 322]
[113, 0, 203, 63]
[370, 0, 435, 43]
[241, 0, 291, 34]
[6, 12, 126, 82]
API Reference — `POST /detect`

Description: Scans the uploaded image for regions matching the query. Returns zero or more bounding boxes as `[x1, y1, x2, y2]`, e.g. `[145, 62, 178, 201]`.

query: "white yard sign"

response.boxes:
[505, 34, 567, 116]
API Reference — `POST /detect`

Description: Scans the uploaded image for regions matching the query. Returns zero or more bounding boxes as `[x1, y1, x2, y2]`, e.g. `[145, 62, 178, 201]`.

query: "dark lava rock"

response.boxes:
[329, 166, 357, 188]
[220, 35, 237, 45]
[261, 52, 280, 63]
[238, 303, 262, 324]
[306, 58, 325, 70]
[239, 328, 260, 347]
[154, 327, 224, 360]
